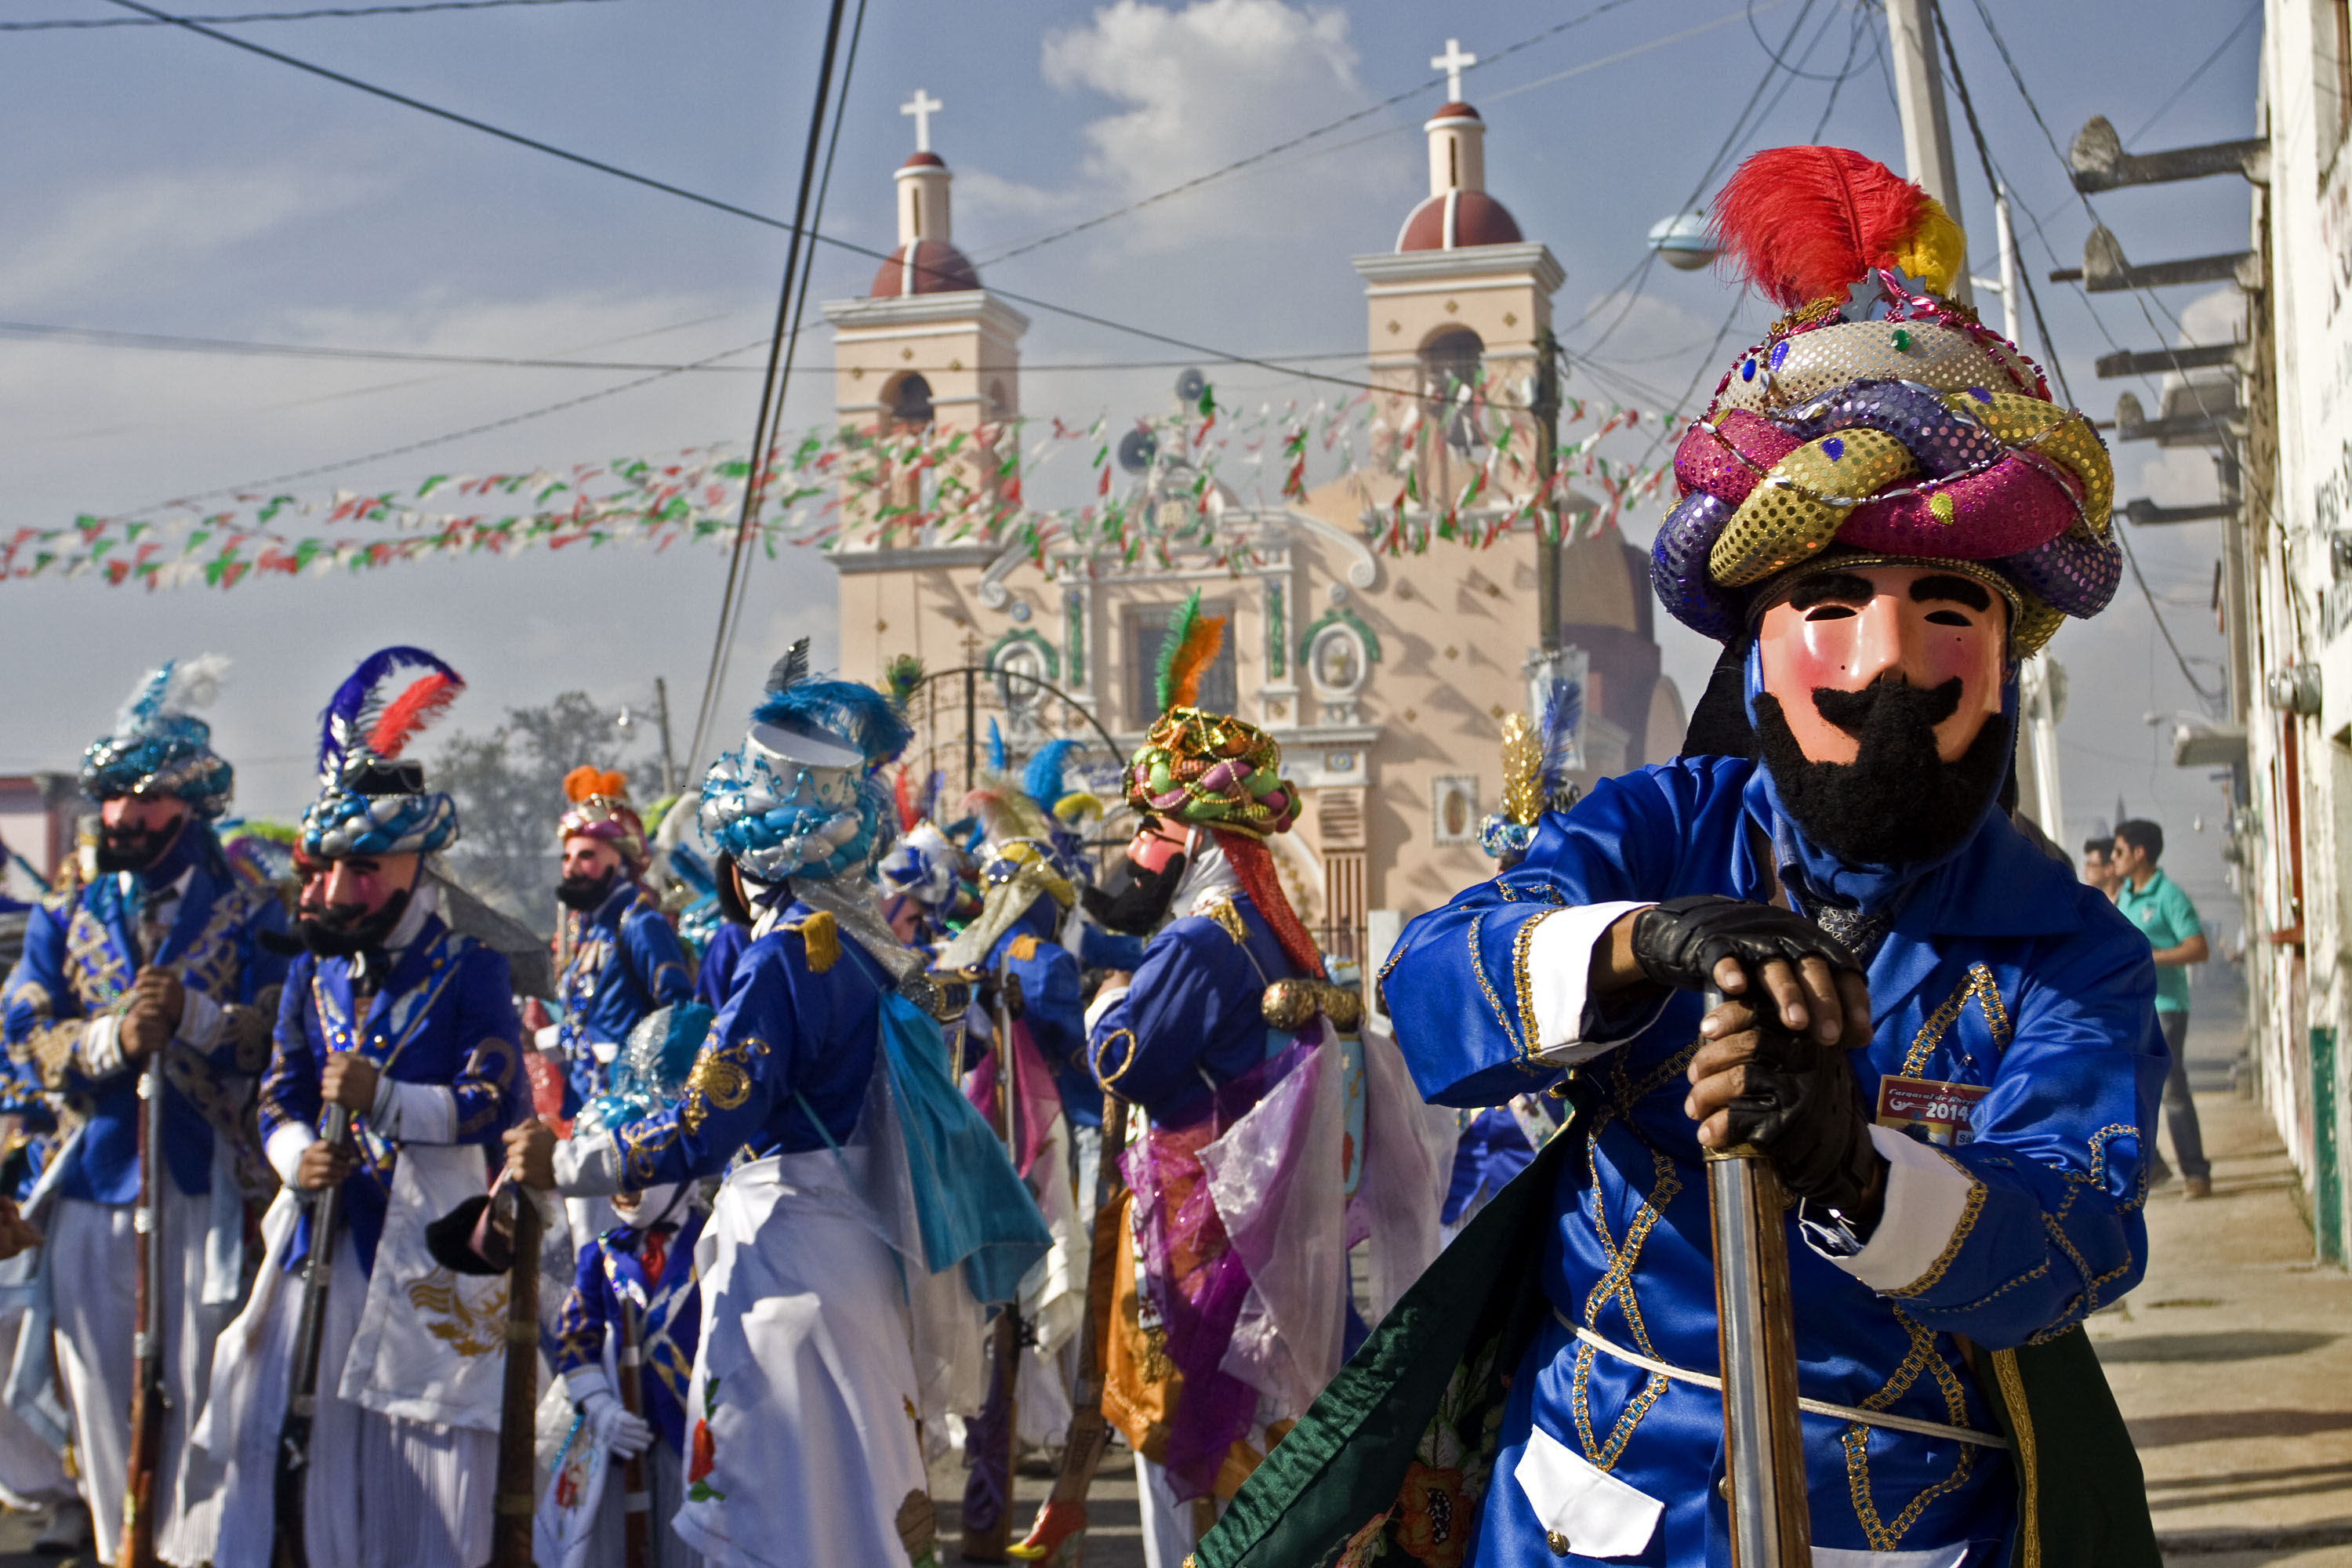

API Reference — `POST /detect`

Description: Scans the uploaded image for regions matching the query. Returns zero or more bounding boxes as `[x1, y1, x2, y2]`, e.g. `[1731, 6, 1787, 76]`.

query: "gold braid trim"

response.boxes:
[785, 911, 840, 975]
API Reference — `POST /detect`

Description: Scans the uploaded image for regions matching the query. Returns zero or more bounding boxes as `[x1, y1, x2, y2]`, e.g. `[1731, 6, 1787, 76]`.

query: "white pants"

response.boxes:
[1134, 1453, 1221, 1568]
[583, 1439, 708, 1568]
[671, 1150, 931, 1568]
[0, 1307, 72, 1512]
[189, 1221, 498, 1568]
[51, 1185, 226, 1565]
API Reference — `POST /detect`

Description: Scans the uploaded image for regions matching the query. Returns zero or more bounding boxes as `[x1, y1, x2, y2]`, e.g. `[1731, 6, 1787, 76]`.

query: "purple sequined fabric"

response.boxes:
[1998, 524, 2122, 617]
[1120, 1041, 1312, 1502]
[1650, 494, 1745, 641]
[1772, 379, 2004, 478]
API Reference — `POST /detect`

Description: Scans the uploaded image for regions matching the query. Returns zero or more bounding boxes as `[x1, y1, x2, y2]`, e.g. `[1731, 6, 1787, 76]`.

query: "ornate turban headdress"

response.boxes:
[1650, 146, 2118, 656]
[558, 766, 650, 873]
[82, 655, 236, 818]
[1124, 590, 1302, 840]
[299, 646, 466, 858]
[698, 639, 911, 884]
[1123, 590, 1323, 978]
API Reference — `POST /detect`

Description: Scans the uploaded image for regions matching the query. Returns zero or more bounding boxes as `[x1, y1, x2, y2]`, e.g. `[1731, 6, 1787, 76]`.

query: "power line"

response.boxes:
[5, 0, 612, 27]
[2125, 0, 2261, 147]
[687, 0, 855, 771]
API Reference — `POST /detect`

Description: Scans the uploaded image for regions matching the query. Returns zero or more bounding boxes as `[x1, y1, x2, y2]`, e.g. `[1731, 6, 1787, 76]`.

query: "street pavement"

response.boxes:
[2107, 985, 2352, 1568]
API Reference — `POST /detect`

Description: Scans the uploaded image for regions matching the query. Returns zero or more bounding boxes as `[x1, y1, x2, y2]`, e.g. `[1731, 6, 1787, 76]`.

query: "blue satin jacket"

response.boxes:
[260, 916, 524, 1272]
[2, 856, 289, 1203]
[1383, 757, 2164, 1566]
[986, 895, 1094, 1128]
[605, 906, 886, 1190]
[552, 1207, 706, 1454]
[557, 880, 694, 1112]
[1085, 892, 1301, 1127]
[693, 920, 751, 1013]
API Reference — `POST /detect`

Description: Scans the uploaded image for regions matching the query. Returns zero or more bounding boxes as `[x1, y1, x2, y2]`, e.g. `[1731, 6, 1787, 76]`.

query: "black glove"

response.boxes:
[1631, 895, 1861, 996]
[1722, 1024, 1882, 1226]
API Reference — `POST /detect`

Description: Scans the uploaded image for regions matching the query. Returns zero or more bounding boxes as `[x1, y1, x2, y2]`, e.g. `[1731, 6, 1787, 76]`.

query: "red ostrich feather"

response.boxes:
[1710, 146, 1939, 310]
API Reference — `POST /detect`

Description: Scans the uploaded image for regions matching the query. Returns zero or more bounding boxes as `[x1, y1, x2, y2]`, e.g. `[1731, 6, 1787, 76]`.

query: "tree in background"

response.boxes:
[434, 691, 662, 932]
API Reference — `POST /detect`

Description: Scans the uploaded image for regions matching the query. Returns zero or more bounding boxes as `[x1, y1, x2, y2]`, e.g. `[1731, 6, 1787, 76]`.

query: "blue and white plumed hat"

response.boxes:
[81, 655, 236, 817]
[699, 639, 912, 884]
[299, 646, 466, 860]
[1479, 676, 1582, 861]
[575, 1001, 712, 1138]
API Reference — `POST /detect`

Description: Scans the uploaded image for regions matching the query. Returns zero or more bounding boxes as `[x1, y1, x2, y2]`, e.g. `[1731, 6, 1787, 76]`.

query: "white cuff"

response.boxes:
[265, 1123, 320, 1186]
[174, 989, 226, 1052]
[1083, 985, 1130, 1035]
[367, 1077, 456, 1145]
[79, 1015, 125, 1078]
[1523, 902, 1657, 1065]
[554, 1127, 623, 1197]
[1810, 1123, 1983, 1294]
[564, 1365, 615, 1406]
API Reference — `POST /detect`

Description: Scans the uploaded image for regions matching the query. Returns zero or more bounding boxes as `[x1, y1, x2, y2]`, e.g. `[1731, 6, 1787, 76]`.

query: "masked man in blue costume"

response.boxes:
[538, 1003, 713, 1568]
[505, 640, 1051, 1568]
[187, 646, 524, 1568]
[551, 767, 694, 1114]
[1196, 147, 2162, 1568]
[0, 655, 290, 1566]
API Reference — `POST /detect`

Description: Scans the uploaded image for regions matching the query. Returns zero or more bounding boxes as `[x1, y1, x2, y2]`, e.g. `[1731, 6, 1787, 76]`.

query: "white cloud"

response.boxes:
[1037, 0, 1384, 250]
[0, 163, 372, 308]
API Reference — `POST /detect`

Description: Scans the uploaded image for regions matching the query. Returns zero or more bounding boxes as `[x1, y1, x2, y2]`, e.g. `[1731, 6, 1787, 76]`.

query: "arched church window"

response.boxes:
[1421, 328, 1486, 455]
[887, 372, 935, 428]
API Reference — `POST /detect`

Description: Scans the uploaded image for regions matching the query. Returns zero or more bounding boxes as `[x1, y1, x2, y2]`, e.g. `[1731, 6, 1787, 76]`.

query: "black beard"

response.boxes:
[297, 888, 412, 959]
[1752, 679, 2011, 871]
[95, 820, 182, 873]
[557, 868, 619, 911]
[1082, 853, 1186, 935]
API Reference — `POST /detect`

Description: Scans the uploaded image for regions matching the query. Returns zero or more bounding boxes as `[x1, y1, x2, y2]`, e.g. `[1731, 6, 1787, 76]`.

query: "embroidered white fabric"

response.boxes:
[1807, 1123, 1982, 1293]
[78, 1015, 124, 1079]
[366, 1077, 456, 1145]
[554, 1127, 623, 1198]
[1522, 901, 1661, 1064]
[263, 1124, 318, 1188]
[1513, 1423, 1665, 1558]
[174, 988, 225, 1052]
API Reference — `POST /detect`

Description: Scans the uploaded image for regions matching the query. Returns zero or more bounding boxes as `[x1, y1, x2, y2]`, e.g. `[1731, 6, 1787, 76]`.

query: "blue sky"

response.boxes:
[0, 0, 2259, 930]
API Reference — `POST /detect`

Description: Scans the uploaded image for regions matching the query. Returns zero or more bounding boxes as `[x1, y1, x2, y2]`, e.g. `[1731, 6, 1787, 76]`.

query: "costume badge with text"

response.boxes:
[1874, 1075, 1991, 1147]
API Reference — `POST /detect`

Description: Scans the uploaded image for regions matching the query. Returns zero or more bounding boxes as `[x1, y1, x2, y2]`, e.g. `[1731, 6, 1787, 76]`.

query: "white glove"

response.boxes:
[578, 1384, 655, 1460]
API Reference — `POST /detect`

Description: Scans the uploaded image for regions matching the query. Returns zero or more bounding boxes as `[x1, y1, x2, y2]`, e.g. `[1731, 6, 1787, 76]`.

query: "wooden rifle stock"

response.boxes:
[1702, 985, 1811, 1567]
[489, 1182, 543, 1568]
[615, 1297, 655, 1568]
[119, 1052, 169, 1568]
[272, 1102, 353, 1568]
[1007, 1093, 1131, 1565]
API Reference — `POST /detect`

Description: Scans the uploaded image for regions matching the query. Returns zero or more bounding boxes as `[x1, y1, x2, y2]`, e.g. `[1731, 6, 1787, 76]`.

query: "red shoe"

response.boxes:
[1006, 1499, 1089, 1562]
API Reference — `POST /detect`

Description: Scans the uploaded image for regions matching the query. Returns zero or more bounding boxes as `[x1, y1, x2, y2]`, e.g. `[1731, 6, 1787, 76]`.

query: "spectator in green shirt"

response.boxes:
[2114, 818, 2212, 1198]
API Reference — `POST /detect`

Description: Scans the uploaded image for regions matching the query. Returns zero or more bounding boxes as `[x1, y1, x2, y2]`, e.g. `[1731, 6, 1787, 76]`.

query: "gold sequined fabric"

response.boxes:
[1711, 319, 2039, 415]
[1709, 430, 1919, 586]
[1943, 390, 2114, 527]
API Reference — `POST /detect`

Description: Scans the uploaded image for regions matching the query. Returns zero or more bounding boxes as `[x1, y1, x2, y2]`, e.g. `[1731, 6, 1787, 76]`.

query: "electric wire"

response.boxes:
[685, 0, 854, 771]
[695, 0, 868, 773]
[4, 0, 612, 27]
[2124, 0, 2262, 147]
[1934, 0, 2224, 707]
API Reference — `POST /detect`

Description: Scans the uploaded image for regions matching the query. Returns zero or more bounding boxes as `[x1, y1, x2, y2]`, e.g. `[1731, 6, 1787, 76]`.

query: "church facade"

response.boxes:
[824, 64, 1682, 949]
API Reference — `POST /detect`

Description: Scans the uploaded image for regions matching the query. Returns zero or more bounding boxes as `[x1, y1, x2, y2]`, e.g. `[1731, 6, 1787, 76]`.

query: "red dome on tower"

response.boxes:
[870, 238, 979, 297]
[1396, 189, 1524, 252]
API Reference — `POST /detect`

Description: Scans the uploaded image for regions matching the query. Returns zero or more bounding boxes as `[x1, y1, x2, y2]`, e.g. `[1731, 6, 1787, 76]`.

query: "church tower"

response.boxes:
[823, 89, 1029, 548]
[1352, 40, 1563, 518]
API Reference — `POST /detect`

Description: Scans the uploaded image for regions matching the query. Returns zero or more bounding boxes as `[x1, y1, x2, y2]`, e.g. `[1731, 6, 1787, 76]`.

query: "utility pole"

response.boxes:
[653, 677, 679, 798]
[1534, 325, 1563, 654]
[1883, 0, 1973, 309]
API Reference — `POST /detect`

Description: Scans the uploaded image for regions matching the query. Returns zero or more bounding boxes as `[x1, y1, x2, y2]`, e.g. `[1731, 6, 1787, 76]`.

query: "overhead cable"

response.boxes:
[6, 0, 612, 27]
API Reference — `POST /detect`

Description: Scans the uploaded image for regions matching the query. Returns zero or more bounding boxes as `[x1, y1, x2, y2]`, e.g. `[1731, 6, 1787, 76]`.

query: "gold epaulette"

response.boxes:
[1008, 933, 1040, 962]
[1201, 897, 1249, 946]
[783, 910, 839, 974]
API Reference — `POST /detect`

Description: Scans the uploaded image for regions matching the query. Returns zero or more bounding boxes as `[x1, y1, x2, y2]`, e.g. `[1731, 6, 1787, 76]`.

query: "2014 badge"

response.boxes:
[1875, 1075, 1991, 1146]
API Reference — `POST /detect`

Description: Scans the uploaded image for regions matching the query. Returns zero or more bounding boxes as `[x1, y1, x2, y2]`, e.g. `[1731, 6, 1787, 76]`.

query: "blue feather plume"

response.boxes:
[987, 719, 1007, 775]
[1537, 678, 1584, 806]
[1023, 738, 1081, 812]
[318, 645, 463, 777]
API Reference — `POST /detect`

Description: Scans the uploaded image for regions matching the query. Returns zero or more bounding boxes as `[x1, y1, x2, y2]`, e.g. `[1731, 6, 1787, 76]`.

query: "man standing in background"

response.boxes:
[2114, 818, 2212, 1199]
[2083, 837, 2122, 899]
